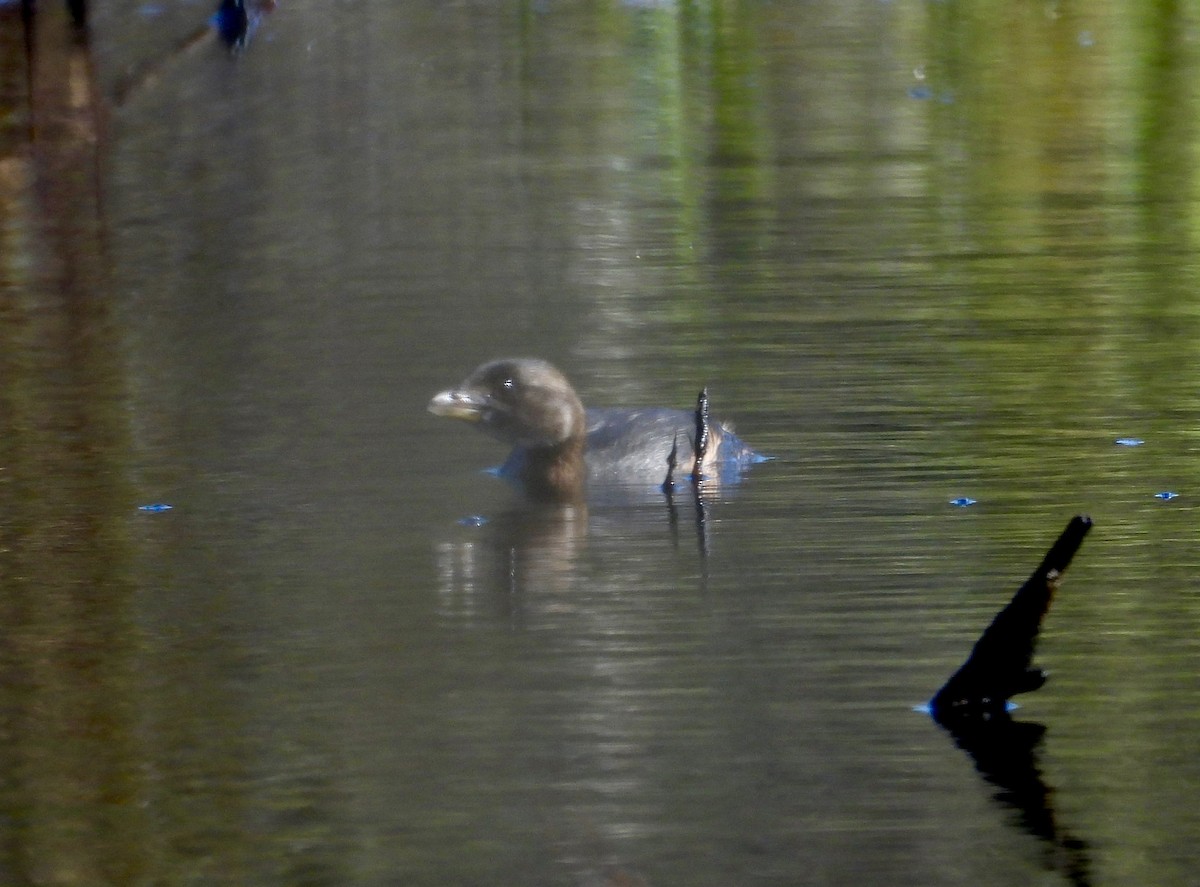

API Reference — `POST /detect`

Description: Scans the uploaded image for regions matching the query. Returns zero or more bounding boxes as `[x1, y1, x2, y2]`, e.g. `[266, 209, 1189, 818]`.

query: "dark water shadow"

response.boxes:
[936, 713, 1093, 887]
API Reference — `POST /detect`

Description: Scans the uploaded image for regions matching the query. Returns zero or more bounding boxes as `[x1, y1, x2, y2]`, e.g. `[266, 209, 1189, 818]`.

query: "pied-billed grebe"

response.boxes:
[428, 358, 765, 501]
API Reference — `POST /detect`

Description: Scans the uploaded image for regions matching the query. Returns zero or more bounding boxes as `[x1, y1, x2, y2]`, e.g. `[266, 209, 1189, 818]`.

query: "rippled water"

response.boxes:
[3, 1, 1200, 884]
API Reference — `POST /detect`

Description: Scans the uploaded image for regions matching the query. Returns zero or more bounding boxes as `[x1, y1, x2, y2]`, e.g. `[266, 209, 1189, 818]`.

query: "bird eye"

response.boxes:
[502, 378, 515, 390]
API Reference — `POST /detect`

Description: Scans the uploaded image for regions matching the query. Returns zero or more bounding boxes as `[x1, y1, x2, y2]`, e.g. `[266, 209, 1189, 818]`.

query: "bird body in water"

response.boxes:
[429, 358, 764, 502]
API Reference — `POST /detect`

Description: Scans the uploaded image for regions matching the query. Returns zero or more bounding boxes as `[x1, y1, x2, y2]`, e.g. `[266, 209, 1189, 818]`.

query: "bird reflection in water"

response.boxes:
[929, 516, 1094, 887]
[434, 502, 589, 628]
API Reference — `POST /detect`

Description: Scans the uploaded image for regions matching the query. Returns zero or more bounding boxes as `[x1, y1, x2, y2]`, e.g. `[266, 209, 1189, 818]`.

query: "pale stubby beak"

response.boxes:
[428, 388, 489, 423]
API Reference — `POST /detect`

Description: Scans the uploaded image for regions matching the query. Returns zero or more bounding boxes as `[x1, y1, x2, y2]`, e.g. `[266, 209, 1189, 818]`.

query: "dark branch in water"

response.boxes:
[661, 432, 679, 494]
[691, 390, 711, 557]
[930, 516, 1095, 884]
[931, 515, 1092, 723]
[661, 421, 709, 560]
[692, 387, 709, 485]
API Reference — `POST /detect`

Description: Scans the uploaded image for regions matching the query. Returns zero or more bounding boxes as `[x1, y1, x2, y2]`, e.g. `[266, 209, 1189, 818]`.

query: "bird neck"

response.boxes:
[518, 432, 586, 502]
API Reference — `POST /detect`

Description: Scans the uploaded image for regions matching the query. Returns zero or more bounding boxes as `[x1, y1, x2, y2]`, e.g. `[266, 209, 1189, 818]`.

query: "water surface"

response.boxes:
[2, 1, 1199, 884]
